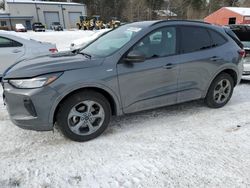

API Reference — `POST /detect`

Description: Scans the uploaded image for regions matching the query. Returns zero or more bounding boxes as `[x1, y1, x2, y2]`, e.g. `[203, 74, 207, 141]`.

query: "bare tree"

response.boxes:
[0, 0, 5, 10]
[122, 0, 148, 21]
[240, 0, 250, 6]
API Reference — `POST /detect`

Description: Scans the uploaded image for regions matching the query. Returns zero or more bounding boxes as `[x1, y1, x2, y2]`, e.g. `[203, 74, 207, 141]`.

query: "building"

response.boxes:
[204, 7, 250, 26]
[0, 0, 87, 30]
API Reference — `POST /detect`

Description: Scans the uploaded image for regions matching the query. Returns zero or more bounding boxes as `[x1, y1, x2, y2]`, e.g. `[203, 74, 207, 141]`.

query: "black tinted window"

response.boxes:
[224, 27, 243, 48]
[133, 27, 176, 58]
[180, 26, 212, 53]
[0, 37, 22, 48]
[209, 30, 227, 47]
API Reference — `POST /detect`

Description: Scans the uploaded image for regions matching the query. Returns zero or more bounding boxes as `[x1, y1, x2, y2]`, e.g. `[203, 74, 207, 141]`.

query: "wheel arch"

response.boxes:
[51, 86, 122, 125]
[221, 69, 238, 86]
[204, 68, 238, 98]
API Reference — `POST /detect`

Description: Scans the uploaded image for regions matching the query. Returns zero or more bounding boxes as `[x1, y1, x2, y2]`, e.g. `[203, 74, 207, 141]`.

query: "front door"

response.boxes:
[117, 26, 179, 113]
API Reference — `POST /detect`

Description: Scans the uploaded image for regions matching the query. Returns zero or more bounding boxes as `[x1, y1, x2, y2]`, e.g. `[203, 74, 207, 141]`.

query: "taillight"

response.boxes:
[49, 48, 58, 53]
[238, 49, 245, 58]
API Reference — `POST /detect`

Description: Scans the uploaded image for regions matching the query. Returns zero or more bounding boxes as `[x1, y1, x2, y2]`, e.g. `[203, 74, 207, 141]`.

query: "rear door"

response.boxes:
[0, 36, 25, 76]
[177, 26, 228, 103]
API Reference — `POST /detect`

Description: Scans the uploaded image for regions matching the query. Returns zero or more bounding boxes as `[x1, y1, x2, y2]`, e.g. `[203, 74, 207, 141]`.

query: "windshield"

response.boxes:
[53, 22, 60, 25]
[81, 24, 144, 57]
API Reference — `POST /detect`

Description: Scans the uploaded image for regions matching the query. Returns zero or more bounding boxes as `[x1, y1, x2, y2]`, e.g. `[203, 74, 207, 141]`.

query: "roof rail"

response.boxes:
[151, 19, 211, 26]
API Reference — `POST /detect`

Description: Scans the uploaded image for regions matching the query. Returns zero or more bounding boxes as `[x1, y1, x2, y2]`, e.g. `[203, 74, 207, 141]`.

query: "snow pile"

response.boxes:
[70, 29, 111, 50]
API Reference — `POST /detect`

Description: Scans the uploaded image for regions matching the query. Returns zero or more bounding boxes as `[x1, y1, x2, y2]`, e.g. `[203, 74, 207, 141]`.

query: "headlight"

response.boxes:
[9, 72, 63, 89]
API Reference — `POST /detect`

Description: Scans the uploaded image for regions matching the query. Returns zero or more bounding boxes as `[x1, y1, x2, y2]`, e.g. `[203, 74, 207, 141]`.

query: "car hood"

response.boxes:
[4, 52, 104, 79]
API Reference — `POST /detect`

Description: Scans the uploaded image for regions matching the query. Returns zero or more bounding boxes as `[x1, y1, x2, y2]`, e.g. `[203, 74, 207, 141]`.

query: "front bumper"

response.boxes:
[53, 27, 63, 31]
[3, 82, 59, 131]
[16, 29, 27, 32]
[243, 57, 250, 75]
[34, 28, 45, 32]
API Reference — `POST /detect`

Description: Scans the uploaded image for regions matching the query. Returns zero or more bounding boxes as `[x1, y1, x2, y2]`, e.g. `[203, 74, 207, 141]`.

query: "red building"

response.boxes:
[204, 7, 250, 26]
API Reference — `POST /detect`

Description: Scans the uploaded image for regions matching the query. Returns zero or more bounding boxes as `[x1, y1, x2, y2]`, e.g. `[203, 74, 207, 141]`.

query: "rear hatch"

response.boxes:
[228, 25, 250, 75]
[227, 25, 250, 52]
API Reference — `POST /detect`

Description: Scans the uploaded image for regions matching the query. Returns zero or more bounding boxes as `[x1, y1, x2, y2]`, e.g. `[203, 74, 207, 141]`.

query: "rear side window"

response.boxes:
[208, 29, 227, 47]
[0, 37, 23, 48]
[180, 26, 212, 53]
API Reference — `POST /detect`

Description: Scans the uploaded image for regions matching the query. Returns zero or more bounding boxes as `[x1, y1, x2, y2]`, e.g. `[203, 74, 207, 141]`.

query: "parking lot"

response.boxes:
[0, 31, 250, 187]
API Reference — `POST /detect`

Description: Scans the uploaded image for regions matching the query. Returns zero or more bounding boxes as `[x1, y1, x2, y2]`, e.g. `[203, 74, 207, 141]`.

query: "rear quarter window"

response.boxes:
[180, 26, 212, 53]
[208, 29, 227, 47]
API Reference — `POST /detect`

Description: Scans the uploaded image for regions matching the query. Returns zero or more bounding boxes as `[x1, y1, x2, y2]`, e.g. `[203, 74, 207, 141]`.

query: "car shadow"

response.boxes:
[104, 99, 209, 136]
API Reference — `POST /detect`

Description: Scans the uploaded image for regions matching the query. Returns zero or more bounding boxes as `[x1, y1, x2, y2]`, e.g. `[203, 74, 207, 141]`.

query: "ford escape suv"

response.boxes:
[2, 20, 244, 142]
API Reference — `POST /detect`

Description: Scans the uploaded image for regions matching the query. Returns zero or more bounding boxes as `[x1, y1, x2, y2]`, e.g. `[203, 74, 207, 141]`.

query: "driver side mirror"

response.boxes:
[124, 50, 145, 63]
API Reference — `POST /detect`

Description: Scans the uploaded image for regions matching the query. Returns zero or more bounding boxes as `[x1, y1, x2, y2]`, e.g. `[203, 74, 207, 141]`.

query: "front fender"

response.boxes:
[48, 82, 123, 125]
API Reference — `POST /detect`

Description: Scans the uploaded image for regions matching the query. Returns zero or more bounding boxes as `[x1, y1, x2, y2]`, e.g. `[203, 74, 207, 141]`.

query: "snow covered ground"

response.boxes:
[0, 30, 250, 187]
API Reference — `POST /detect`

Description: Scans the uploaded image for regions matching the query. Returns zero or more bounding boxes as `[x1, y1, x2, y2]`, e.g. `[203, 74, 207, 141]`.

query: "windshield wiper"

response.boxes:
[78, 52, 92, 59]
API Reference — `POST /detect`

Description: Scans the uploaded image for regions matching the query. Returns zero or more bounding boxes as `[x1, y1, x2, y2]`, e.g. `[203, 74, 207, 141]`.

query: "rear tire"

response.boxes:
[205, 73, 234, 108]
[56, 91, 111, 142]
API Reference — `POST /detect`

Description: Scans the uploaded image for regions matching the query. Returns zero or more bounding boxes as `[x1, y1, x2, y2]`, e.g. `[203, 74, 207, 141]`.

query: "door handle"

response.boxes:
[210, 56, 222, 61]
[163, 63, 175, 69]
[12, 49, 21, 53]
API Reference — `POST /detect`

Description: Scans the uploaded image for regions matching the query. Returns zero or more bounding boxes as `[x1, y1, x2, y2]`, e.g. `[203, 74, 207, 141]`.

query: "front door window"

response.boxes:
[132, 27, 176, 59]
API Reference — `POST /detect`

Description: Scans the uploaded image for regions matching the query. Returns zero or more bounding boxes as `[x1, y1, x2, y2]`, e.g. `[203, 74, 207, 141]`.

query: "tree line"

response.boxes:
[1, 0, 250, 21]
[72, 0, 250, 21]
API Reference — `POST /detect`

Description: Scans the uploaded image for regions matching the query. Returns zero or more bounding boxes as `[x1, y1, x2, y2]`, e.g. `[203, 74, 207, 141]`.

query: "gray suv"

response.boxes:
[2, 20, 244, 142]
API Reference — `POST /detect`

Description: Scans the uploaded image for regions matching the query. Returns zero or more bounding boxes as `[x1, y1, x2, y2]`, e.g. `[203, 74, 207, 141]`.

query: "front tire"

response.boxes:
[57, 91, 111, 142]
[205, 73, 234, 108]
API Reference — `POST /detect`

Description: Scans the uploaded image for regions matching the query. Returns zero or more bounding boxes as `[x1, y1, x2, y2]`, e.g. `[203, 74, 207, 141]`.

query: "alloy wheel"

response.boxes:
[213, 79, 232, 104]
[67, 100, 105, 136]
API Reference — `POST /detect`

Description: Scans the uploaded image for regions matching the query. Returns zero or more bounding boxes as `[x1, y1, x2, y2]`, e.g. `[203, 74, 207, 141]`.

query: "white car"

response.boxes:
[242, 41, 250, 77]
[15, 24, 27, 32]
[70, 29, 111, 51]
[0, 31, 57, 78]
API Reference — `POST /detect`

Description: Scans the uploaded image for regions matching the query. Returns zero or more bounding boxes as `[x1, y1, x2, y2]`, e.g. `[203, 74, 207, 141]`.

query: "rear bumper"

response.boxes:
[15, 29, 27, 32]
